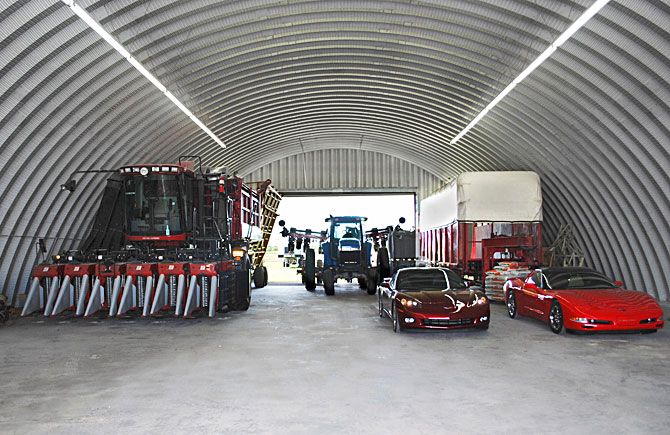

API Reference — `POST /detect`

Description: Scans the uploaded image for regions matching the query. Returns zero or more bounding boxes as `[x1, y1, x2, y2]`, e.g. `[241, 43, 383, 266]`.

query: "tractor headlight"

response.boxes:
[232, 249, 245, 260]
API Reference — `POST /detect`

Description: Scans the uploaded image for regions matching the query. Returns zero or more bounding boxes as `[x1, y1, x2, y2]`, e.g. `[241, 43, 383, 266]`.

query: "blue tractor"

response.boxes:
[279, 216, 377, 295]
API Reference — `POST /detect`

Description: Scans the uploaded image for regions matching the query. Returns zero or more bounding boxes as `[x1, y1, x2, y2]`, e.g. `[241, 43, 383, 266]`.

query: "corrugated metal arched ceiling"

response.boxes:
[1, 0, 669, 302]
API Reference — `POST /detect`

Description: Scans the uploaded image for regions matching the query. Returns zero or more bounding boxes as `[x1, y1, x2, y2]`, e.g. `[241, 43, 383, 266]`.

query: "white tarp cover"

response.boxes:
[420, 171, 542, 229]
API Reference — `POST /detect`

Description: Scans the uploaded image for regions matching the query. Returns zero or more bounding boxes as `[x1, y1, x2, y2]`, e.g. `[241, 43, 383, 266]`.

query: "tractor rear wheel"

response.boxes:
[366, 269, 378, 295]
[323, 269, 335, 295]
[304, 249, 317, 291]
[377, 247, 390, 279]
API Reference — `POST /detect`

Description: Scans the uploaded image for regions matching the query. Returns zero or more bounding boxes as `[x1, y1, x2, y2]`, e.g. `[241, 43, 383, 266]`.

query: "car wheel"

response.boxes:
[506, 290, 517, 318]
[378, 291, 383, 318]
[392, 303, 400, 333]
[549, 300, 563, 334]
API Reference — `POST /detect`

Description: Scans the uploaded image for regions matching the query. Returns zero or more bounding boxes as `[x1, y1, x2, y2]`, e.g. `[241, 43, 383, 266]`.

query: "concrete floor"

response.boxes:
[1, 283, 669, 435]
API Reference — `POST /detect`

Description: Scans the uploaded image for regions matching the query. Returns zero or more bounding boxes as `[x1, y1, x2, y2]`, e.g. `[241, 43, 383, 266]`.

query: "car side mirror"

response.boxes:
[380, 278, 392, 289]
[614, 280, 623, 287]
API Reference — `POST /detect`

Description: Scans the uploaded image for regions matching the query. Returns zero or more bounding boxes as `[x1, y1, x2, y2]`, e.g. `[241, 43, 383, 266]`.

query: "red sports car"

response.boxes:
[504, 267, 665, 334]
[378, 267, 490, 332]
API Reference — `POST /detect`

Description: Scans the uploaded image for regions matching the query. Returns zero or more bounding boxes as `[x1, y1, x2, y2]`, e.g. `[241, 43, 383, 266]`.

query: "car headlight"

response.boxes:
[571, 317, 589, 323]
[477, 296, 487, 305]
[400, 298, 420, 308]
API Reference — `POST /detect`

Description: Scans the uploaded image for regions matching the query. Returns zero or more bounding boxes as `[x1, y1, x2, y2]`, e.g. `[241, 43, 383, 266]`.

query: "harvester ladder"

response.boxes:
[198, 178, 228, 253]
[249, 183, 282, 268]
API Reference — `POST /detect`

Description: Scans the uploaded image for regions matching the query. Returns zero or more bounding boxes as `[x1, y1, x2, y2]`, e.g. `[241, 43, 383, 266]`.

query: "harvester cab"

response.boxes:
[21, 157, 281, 319]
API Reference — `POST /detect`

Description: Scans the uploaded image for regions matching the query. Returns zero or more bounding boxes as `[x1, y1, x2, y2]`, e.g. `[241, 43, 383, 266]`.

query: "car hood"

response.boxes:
[551, 288, 662, 313]
[398, 289, 481, 307]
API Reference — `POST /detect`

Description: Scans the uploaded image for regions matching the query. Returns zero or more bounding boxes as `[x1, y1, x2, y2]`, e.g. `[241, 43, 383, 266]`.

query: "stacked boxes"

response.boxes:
[484, 262, 531, 301]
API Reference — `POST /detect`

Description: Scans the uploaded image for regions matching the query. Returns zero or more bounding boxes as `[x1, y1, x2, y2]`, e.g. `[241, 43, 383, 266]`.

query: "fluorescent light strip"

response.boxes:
[61, 0, 225, 149]
[450, 0, 611, 145]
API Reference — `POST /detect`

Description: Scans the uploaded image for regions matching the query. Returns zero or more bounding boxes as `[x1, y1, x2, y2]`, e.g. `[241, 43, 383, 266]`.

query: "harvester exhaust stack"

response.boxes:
[21, 277, 42, 317]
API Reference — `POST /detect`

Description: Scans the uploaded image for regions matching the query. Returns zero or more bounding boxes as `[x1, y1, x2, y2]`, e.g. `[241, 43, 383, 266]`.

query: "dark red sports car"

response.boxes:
[504, 267, 665, 334]
[378, 267, 490, 332]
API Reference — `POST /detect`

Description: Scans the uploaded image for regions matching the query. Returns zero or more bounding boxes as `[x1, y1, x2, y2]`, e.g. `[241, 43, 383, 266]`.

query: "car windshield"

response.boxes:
[445, 269, 467, 290]
[395, 270, 448, 291]
[545, 269, 616, 290]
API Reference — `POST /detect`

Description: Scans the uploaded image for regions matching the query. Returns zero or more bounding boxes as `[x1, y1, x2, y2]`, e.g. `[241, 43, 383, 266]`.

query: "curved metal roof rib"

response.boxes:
[0, 0, 669, 302]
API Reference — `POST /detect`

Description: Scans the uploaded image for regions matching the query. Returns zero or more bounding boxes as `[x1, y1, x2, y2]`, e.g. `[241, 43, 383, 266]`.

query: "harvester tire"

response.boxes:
[323, 269, 335, 296]
[231, 268, 252, 311]
[377, 247, 391, 279]
[358, 276, 367, 289]
[253, 266, 267, 289]
[304, 249, 317, 291]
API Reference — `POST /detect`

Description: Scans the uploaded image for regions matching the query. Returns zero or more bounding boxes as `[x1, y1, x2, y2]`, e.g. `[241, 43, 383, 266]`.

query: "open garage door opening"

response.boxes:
[267, 194, 416, 284]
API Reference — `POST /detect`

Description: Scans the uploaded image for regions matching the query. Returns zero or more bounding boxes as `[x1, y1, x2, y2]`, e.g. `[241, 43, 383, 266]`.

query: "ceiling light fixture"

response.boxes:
[61, 0, 225, 149]
[450, 0, 611, 145]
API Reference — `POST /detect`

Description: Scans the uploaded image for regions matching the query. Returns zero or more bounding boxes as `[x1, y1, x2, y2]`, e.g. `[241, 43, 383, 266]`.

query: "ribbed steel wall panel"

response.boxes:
[243, 149, 445, 201]
[1, 0, 669, 302]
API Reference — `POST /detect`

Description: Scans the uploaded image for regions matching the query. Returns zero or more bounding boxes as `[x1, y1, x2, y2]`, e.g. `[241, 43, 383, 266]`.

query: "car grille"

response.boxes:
[423, 318, 475, 327]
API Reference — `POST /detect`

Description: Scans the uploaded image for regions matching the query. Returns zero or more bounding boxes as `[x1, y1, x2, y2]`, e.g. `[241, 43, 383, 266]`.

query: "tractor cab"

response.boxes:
[323, 216, 371, 268]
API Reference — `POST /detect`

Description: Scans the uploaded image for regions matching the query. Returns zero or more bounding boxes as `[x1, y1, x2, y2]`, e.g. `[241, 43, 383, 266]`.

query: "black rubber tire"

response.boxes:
[392, 303, 400, 332]
[358, 276, 367, 290]
[253, 266, 266, 289]
[323, 269, 335, 296]
[506, 290, 517, 318]
[549, 300, 563, 334]
[230, 268, 252, 311]
[377, 247, 391, 279]
[304, 249, 317, 291]
[366, 269, 377, 295]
